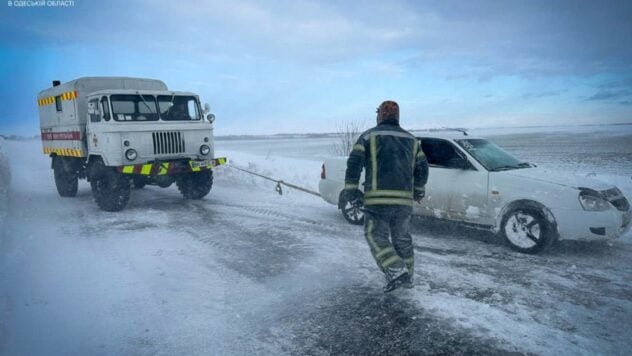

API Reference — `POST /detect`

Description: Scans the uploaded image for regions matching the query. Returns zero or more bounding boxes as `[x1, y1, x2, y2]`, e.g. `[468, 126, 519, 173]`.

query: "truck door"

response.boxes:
[86, 96, 111, 156]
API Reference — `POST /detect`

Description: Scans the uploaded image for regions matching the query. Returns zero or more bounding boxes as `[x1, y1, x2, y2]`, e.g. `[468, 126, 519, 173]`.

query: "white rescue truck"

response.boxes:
[38, 77, 225, 211]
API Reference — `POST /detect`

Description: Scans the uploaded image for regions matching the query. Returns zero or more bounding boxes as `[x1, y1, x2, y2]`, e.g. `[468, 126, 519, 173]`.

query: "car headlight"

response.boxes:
[125, 149, 138, 161]
[579, 190, 610, 211]
[200, 145, 211, 155]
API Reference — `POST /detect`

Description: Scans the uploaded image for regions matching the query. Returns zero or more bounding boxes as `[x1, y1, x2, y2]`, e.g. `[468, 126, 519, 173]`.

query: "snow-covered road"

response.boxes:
[1, 130, 632, 355]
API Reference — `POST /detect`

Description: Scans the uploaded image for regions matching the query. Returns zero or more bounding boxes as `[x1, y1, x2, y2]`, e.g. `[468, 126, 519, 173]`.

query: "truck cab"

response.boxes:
[38, 77, 224, 211]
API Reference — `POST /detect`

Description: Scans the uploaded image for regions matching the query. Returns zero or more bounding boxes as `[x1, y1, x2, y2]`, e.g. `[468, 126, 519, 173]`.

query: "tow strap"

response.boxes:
[226, 164, 321, 197]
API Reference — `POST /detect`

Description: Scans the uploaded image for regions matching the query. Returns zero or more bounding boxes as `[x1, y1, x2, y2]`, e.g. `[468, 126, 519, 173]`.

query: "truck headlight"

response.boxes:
[125, 149, 138, 161]
[579, 190, 610, 211]
[200, 145, 210, 155]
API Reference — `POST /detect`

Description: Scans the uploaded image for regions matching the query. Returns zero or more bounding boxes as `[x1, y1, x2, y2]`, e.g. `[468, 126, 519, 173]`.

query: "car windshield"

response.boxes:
[455, 139, 531, 171]
[157, 95, 200, 121]
[110, 95, 159, 121]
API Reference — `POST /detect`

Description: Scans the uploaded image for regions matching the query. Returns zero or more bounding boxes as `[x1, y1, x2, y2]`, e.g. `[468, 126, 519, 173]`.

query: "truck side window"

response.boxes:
[89, 99, 100, 122]
[55, 96, 62, 112]
[101, 97, 111, 121]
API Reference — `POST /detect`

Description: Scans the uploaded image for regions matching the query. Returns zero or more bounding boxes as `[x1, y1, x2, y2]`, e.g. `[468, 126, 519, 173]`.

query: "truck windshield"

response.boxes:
[110, 95, 159, 121]
[157, 95, 200, 121]
[455, 139, 530, 171]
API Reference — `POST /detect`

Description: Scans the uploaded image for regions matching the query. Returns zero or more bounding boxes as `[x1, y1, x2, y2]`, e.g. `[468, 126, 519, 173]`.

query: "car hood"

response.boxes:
[500, 167, 614, 191]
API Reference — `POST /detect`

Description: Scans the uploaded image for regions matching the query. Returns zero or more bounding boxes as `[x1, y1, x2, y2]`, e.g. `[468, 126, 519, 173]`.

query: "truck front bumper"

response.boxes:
[117, 157, 227, 176]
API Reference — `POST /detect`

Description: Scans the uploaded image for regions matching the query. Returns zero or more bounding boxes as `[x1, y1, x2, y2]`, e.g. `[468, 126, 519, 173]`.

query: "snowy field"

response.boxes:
[1, 125, 632, 355]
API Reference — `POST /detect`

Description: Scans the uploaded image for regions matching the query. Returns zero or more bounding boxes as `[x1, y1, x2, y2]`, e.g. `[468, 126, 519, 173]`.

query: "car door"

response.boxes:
[417, 138, 489, 224]
[415, 138, 453, 219]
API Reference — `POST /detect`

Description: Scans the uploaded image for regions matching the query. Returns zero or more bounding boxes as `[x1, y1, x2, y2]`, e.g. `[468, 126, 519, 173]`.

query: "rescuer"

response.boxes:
[343, 100, 429, 292]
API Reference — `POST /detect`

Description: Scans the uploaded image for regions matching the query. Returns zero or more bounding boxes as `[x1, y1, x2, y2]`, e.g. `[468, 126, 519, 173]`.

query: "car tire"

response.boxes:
[500, 207, 553, 254]
[53, 157, 78, 197]
[339, 194, 364, 225]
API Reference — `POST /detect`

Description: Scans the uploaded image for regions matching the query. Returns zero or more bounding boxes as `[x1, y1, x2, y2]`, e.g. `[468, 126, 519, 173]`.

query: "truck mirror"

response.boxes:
[203, 103, 211, 114]
[206, 113, 215, 123]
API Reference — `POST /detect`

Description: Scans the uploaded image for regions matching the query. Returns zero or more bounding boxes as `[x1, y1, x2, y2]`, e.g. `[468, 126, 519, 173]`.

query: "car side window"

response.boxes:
[421, 138, 470, 169]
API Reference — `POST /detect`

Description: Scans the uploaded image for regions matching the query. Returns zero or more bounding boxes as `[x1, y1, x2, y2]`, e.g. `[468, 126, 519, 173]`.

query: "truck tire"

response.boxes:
[500, 207, 553, 254]
[90, 162, 131, 212]
[176, 171, 213, 199]
[132, 176, 147, 189]
[53, 157, 78, 197]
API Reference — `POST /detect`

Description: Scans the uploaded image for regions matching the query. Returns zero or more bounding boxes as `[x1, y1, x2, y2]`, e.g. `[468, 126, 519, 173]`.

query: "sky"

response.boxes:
[0, 0, 631, 136]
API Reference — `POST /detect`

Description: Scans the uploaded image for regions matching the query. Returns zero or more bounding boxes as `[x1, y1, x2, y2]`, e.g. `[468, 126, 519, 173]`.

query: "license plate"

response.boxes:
[190, 160, 211, 169]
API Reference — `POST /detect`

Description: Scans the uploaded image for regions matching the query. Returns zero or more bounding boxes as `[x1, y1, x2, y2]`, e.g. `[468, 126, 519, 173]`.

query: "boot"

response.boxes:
[383, 268, 410, 293]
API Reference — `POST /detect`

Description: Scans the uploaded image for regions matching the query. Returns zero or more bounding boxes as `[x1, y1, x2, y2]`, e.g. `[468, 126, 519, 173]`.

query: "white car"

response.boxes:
[318, 131, 631, 253]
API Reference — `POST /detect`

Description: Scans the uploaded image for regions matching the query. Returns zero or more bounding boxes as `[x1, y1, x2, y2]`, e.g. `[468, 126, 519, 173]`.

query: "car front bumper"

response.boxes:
[553, 207, 632, 241]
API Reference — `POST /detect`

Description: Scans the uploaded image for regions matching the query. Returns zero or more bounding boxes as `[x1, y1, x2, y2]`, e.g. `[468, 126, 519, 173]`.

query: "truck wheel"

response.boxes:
[90, 163, 131, 212]
[176, 171, 213, 199]
[53, 157, 78, 197]
[500, 207, 553, 254]
[339, 194, 364, 225]
[132, 176, 147, 189]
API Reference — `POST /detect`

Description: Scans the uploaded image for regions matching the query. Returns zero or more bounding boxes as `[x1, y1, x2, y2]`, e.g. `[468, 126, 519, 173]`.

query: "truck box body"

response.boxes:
[38, 77, 168, 158]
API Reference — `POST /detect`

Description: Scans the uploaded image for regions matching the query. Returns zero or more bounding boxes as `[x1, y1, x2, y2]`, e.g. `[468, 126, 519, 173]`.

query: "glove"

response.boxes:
[413, 188, 425, 203]
[343, 188, 363, 203]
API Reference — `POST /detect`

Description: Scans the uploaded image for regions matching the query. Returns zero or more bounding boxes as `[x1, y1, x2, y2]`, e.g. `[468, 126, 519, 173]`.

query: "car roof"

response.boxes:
[410, 130, 484, 141]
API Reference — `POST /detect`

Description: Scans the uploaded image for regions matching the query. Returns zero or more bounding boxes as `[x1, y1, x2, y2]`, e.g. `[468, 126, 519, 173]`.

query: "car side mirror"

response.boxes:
[206, 113, 215, 123]
[456, 158, 471, 170]
[454, 151, 472, 170]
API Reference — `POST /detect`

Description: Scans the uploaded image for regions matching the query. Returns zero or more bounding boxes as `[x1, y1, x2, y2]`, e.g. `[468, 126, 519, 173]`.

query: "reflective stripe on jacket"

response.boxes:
[344, 120, 429, 206]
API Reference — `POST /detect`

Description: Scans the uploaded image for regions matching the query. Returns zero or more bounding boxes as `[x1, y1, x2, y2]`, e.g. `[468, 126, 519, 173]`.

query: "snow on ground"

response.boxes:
[1, 126, 632, 355]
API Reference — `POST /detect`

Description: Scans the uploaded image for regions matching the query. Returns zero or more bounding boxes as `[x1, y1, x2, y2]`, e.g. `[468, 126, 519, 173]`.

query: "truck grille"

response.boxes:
[601, 188, 630, 212]
[152, 131, 185, 155]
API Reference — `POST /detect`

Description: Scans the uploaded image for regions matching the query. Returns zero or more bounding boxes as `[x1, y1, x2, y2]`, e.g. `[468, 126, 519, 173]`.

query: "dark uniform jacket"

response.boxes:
[344, 120, 428, 206]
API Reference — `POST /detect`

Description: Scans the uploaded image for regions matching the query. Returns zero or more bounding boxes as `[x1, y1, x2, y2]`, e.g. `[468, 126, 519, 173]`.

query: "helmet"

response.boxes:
[377, 100, 399, 123]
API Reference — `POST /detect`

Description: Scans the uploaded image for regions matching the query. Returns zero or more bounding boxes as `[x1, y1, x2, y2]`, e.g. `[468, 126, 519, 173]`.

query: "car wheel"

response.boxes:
[501, 208, 552, 254]
[340, 196, 364, 225]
